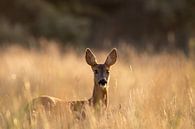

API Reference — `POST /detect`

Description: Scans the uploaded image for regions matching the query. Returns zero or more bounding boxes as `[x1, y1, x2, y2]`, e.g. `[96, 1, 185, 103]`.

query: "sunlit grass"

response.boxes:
[0, 43, 194, 129]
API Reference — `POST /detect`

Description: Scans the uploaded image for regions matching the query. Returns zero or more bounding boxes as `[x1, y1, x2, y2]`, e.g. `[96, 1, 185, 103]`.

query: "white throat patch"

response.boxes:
[99, 84, 107, 89]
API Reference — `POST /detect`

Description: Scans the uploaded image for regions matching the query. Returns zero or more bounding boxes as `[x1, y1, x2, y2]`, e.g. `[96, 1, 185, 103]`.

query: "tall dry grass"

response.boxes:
[0, 43, 194, 129]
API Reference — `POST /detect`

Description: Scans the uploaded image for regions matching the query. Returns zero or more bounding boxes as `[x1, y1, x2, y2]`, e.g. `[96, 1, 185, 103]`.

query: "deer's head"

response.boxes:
[85, 48, 117, 89]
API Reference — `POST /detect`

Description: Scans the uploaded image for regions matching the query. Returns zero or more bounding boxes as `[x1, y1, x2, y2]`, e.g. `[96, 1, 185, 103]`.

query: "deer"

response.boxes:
[26, 48, 117, 125]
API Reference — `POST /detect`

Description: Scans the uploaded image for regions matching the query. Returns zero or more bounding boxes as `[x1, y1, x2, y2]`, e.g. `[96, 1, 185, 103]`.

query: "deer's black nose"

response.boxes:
[98, 79, 107, 85]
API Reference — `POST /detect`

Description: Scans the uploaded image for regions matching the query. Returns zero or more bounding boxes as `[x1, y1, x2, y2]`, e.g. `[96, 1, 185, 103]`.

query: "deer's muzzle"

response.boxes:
[98, 79, 107, 87]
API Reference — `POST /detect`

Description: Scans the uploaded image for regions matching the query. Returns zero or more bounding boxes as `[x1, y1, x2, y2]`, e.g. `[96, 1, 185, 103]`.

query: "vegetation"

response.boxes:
[0, 43, 194, 129]
[0, 0, 195, 55]
[0, 1, 195, 128]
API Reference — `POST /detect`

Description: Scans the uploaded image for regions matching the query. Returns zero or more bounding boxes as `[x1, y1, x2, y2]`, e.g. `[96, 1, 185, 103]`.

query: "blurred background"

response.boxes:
[0, 0, 195, 56]
[0, 1, 195, 128]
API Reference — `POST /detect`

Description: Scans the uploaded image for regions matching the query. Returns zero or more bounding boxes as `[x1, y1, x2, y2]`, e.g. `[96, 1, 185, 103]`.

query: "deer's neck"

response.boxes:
[89, 84, 108, 108]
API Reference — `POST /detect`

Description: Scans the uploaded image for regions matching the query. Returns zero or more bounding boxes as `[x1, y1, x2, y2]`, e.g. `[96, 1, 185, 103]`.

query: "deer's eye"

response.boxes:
[94, 70, 98, 74]
[106, 70, 109, 74]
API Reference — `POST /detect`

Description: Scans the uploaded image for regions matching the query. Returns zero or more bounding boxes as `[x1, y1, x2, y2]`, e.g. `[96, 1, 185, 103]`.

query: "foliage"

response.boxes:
[0, 0, 195, 54]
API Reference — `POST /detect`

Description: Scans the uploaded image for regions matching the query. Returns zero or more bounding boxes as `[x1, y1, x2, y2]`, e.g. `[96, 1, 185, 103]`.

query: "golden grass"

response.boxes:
[0, 43, 194, 129]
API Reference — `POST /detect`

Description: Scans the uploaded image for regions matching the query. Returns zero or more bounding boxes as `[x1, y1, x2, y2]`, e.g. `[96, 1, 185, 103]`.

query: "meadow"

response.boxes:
[0, 43, 194, 129]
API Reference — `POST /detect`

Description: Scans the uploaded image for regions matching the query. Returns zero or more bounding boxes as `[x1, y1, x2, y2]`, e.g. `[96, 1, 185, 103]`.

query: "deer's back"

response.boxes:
[27, 95, 90, 119]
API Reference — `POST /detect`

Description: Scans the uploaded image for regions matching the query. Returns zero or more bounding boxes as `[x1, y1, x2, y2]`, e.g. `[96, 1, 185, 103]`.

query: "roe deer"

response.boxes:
[27, 48, 117, 123]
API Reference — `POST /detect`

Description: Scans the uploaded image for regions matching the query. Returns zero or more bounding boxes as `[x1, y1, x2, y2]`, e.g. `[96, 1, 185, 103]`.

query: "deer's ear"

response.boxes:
[85, 48, 97, 66]
[105, 48, 117, 66]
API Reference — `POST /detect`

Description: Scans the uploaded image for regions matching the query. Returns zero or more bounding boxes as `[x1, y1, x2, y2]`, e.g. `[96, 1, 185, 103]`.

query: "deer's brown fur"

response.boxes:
[27, 48, 117, 123]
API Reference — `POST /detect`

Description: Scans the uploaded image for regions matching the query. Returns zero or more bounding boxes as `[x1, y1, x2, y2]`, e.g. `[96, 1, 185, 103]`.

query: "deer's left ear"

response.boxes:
[105, 48, 117, 66]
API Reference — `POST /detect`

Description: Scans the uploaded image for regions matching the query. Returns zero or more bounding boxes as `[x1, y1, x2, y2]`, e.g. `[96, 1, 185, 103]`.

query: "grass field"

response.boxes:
[0, 43, 194, 129]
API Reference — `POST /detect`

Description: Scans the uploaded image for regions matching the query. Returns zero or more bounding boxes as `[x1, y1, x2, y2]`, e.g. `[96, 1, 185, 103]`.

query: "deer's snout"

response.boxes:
[98, 79, 107, 86]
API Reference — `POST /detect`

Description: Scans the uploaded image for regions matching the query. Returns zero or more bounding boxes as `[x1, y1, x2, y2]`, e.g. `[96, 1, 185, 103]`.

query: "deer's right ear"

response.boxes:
[85, 48, 97, 66]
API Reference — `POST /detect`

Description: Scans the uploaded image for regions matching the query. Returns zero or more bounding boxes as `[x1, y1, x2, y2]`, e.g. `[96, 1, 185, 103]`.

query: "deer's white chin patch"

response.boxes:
[99, 84, 107, 89]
